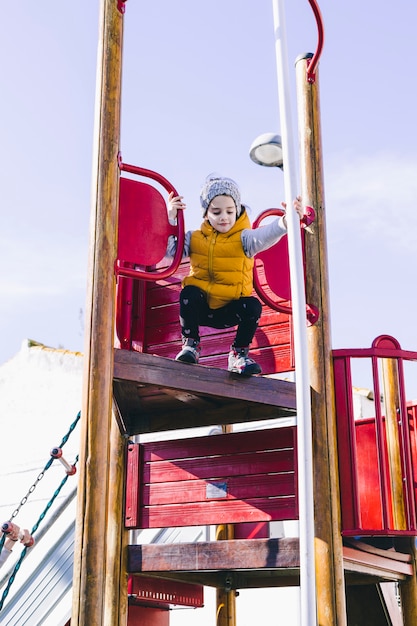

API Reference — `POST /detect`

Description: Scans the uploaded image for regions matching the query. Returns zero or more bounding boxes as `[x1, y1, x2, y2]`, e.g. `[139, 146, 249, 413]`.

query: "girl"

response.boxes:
[167, 175, 303, 375]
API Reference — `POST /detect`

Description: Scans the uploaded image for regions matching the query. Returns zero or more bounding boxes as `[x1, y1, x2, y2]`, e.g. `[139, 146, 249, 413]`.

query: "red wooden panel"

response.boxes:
[128, 606, 169, 626]
[125, 427, 298, 529]
[354, 418, 385, 530]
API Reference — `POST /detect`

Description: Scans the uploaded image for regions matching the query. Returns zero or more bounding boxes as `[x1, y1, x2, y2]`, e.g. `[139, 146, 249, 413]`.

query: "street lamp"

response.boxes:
[249, 132, 283, 169]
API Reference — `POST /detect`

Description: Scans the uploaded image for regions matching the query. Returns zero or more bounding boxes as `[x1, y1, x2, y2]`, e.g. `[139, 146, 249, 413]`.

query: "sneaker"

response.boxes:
[175, 338, 201, 364]
[228, 346, 262, 376]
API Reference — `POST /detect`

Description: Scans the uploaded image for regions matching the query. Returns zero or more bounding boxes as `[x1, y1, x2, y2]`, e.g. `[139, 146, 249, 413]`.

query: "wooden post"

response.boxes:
[384, 357, 417, 625]
[398, 537, 417, 625]
[381, 358, 407, 528]
[216, 425, 237, 626]
[295, 54, 347, 625]
[216, 524, 237, 626]
[71, 0, 124, 623]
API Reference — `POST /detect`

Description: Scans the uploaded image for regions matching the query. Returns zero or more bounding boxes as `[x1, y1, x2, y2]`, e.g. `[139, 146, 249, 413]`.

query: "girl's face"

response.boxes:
[205, 195, 237, 233]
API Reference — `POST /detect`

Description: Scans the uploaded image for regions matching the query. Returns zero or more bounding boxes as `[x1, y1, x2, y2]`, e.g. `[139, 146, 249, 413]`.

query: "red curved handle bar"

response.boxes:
[116, 161, 185, 281]
[252, 208, 293, 316]
[252, 208, 319, 325]
[306, 0, 325, 83]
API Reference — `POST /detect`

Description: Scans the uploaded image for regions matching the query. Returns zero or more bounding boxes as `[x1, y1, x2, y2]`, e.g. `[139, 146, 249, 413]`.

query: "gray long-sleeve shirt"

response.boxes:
[167, 215, 287, 260]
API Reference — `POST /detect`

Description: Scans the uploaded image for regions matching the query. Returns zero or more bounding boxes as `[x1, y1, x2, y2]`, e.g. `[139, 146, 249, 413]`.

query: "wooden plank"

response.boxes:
[344, 538, 412, 563]
[113, 350, 297, 409]
[343, 546, 413, 579]
[379, 583, 405, 626]
[143, 474, 295, 505]
[128, 538, 300, 573]
[143, 449, 295, 484]
[143, 427, 295, 462]
[140, 496, 297, 528]
[125, 443, 141, 532]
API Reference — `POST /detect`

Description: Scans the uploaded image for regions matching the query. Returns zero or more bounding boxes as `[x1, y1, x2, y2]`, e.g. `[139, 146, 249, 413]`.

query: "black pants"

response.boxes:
[179, 285, 262, 347]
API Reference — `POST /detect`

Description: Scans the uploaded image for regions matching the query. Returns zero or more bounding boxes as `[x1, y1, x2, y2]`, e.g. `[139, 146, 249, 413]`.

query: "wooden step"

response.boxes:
[113, 349, 296, 435]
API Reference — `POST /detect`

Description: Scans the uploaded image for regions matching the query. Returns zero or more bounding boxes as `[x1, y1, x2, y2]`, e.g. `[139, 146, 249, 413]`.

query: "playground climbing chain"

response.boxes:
[0, 411, 81, 612]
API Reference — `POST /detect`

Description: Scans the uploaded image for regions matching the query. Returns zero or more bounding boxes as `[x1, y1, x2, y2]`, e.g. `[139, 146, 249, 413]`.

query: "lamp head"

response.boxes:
[249, 133, 283, 169]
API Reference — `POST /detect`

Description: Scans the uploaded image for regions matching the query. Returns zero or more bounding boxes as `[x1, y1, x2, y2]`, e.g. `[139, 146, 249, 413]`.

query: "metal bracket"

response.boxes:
[301, 205, 316, 228]
[117, 0, 127, 14]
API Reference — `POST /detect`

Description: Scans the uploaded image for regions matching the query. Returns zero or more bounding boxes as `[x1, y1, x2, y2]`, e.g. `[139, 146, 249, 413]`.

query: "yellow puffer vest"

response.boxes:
[183, 210, 254, 309]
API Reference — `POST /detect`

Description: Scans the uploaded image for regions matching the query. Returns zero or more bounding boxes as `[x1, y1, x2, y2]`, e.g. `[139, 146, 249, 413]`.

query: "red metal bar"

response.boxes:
[306, 0, 325, 83]
[252, 207, 319, 324]
[333, 346, 417, 361]
[333, 355, 361, 530]
[371, 356, 391, 529]
[397, 356, 416, 528]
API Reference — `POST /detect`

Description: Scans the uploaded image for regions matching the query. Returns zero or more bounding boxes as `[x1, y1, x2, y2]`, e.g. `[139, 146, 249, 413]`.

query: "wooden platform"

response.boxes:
[127, 538, 414, 590]
[113, 349, 297, 435]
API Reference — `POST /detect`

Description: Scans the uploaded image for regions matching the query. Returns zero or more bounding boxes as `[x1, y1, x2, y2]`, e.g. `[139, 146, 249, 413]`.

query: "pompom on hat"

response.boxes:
[200, 175, 242, 217]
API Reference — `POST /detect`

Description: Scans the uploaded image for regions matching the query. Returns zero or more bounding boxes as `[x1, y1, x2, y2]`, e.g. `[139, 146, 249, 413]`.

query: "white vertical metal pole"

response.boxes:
[272, 1, 317, 624]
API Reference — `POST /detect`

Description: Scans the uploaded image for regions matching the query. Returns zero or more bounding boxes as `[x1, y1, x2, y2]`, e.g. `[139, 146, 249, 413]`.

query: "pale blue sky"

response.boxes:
[1, 0, 417, 393]
[1, 3, 416, 623]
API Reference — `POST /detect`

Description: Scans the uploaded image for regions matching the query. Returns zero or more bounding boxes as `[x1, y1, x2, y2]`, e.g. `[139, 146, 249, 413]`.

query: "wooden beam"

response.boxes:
[131, 570, 301, 590]
[127, 539, 415, 589]
[128, 538, 300, 575]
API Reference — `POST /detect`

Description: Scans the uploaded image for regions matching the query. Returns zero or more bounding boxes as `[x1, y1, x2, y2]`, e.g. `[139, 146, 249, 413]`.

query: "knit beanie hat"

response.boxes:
[200, 175, 242, 217]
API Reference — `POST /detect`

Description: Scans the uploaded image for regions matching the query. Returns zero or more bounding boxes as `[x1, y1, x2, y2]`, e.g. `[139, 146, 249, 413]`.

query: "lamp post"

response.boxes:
[250, 125, 317, 623]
